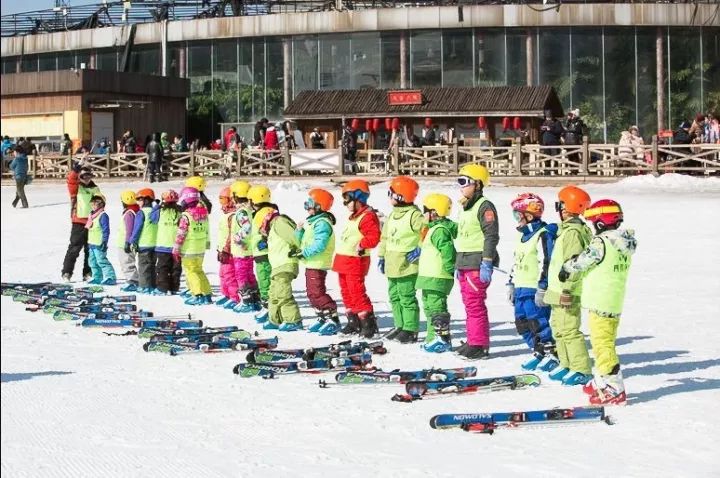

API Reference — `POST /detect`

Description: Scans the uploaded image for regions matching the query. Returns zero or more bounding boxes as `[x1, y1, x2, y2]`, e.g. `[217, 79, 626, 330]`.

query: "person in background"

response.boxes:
[60, 133, 73, 155]
[61, 165, 101, 282]
[146, 133, 164, 183]
[263, 123, 279, 151]
[10, 145, 29, 209]
[122, 130, 137, 154]
[160, 132, 171, 155]
[1, 135, 14, 157]
[540, 111, 563, 158]
[342, 124, 358, 174]
[705, 113, 719, 144]
[618, 125, 645, 161]
[310, 128, 325, 149]
[172, 135, 188, 152]
[564, 109, 585, 146]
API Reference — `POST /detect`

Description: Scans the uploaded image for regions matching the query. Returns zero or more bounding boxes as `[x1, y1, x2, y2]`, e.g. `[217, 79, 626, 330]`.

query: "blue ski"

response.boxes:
[430, 406, 610, 432]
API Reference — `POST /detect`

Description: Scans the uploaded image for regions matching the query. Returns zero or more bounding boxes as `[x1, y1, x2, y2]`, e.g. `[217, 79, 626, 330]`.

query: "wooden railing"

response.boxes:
[2, 138, 719, 180]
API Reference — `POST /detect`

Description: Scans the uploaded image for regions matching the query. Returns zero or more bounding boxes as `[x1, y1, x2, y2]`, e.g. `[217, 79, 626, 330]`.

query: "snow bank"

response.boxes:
[601, 173, 720, 194]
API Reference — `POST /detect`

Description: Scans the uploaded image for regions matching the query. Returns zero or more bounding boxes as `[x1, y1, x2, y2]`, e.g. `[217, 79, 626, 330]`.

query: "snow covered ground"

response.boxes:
[2, 174, 720, 477]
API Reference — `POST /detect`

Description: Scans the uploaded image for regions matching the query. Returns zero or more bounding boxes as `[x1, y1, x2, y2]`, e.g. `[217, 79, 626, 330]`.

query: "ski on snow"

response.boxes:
[391, 374, 541, 402]
[233, 352, 373, 378]
[332, 367, 478, 385]
[145, 335, 279, 355]
[80, 316, 201, 329]
[246, 340, 387, 364]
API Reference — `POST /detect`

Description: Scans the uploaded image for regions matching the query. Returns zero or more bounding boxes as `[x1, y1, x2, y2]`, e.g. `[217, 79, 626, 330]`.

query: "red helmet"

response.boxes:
[557, 186, 591, 215]
[136, 188, 155, 201]
[161, 189, 179, 203]
[511, 193, 545, 218]
[584, 199, 623, 229]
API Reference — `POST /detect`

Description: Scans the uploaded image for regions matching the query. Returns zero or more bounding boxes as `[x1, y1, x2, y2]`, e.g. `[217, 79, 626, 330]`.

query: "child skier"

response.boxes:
[86, 194, 116, 285]
[216, 186, 239, 308]
[254, 206, 302, 331]
[544, 185, 593, 385]
[118, 190, 140, 292]
[561, 199, 636, 405]
[173, 187, 212, 305]
[416, 193, 457, 353]
[247, 185, 275, 319]
[154, 189, 182, 295]
[230, 181, 262, 314]
[507, 193, 559, 371]
[378, 176, 425, 343]
[130, 188, 158, 293]
[185, 176, 213, 213]
[296, 188, 340, 335]
[332, 179, 382, 339]
[454, 164, 500, 360]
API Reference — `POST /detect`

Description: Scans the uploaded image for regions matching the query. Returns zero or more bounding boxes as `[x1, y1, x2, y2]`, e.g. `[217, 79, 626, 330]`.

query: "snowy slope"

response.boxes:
[2, 175, 720, 477]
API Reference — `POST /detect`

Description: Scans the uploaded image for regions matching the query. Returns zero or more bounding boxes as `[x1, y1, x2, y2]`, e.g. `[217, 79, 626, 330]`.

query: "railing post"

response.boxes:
[106, 152, 112, 177]
[514, 138, 523, 175]
[282, 147, 291, 175]
[336, 147, 343, 175]
[452, 141, 459, 174]
[32, 154, 37, 177]
[189, 149, 195, 176]
[392, 144, 400, 173]
[581, 135, 590, 175]
[651, 135, 659, 176]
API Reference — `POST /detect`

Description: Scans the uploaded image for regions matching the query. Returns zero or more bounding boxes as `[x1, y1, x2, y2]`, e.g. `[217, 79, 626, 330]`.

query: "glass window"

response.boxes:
[411, 30, 441, 88]
[266, 37, 284, 119]
[538, 28, 571, 108]
[96, 49, 117, 71]
[39, 54, 56, 72]
[57, 53, 74, 70]
[636, 28, 658, 140]
[350, 32, 380, 89]
[129, 47, 160, 75]
[188, 42, 213, 146]
[669, 27, 702, 129]
[213, 40, 239, 135]
[443, 29, 473, 87]
[506, 29, 528, 86]
[380, 32, 402, 88]
[319, 34, 350, 90]
[475, 29, 505, 87]
[168, 44, 183, 77]
[239, 41, 253, 121]
[293, 36, 318, 96]
[703, 28, 720, 118]
[253, 39, 266, 119]
[76, 50, 91, 70]
[604, 28, 638, 143]
[21, 55, 38, 73]
[2, 57, 17, 74]
[572, 28, 603, 140]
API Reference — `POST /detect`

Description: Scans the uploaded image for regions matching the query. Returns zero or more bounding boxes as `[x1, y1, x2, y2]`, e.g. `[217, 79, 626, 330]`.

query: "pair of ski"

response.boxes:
[144, 334, 280, 356]
[430, 406, 611, 433]
[246, 340, 387, 364]
[80, 316, 200, 329]
[233, 351, 374, 378]
[330, 366, 478, 385]
[391, 373, 541, 403]
[42, 302, 138, 318]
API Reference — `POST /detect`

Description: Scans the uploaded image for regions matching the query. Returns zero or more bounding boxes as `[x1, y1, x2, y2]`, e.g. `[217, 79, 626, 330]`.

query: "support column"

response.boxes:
[178, 45, 186, 78]
[526, 29, 534, 86]
[656, 27, 665, 131]
[161, 20, 168, 77]
[400, 31, 408, 88]
[283, 37, 291, 110]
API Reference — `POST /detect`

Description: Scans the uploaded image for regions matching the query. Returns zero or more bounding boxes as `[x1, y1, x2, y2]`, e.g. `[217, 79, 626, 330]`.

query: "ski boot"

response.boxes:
[216, 297, 229, 307]
[395, 330, 418, 344]
[61, 273, 72, 283]
[521, 352, 544, 371]
[263, 321, 280, 330]
[137, 287, 152, 294]
[184, 295, 204, 306]
[340, 312, 361, 336]
[152, 288, 170, 296]
[461, 345, 490, 361]
[318, 318, 340, 336]
[279, 322, 302, 332]
[548, 367, 569, 381]
[308, 309, 329, 333]
[359, 312, 379, 339]
[254, 309, 269, 323]
[422, 337, 451, 353]
[100, 278, 117, 286]
[179, 289, 192, 298]
[83, 272, 93, 282]
[589, 367, 627, 406]
[384, 328, 402, 341]
[202, 294, 213, 305]
[121, 283, 138, 292]
[562, 371, 593, 386]
[223, 300, 239, 310]
[454, 341, 470, 356]
[422, 313, 451, 353]
[87, 277, 101, 285]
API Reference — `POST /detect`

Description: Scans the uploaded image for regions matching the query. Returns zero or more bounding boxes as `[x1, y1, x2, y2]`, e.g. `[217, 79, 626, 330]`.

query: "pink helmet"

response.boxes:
[161, 189, 179, 203]
[179, 186, 200, 207]
[511, 193, 545, 218]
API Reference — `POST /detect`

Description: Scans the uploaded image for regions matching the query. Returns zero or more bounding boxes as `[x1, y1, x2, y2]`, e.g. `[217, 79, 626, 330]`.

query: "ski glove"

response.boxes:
[130, 243, 139, 253]
[405, 247, 421, 264]
[559, 290, 573, 307]
[288, 248, 304, 259]
[357, 246, 366, 257]
[123, 242, 132, 254]
[479, 260, 493, 284]
[217, 251, 231, 264]
[100, 242, 108, 253]
[172, 248, 181, 263]
[534, 288, 547, 307]
[558, 267, 570, 283]
[506, 283, 515, 304]
[378, 258, 385, 275]
[257, 240, 268, 251]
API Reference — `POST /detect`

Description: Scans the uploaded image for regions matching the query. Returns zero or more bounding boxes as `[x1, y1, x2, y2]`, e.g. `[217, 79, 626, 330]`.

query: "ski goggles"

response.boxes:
[457, 176, 476, 188]
[387, 188, 404, 202]
[554, 201, 565, 212]
[304, 198, 318, 210]
[512, 210, 524, 222]
[342, 193, 354, 205]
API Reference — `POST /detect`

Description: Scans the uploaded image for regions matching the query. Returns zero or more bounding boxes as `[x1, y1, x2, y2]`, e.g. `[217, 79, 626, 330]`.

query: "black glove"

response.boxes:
[288, 248, 304, 259]
[100, 242, 108, 253]
[130, 243, 139, 253]
[558, 268, 570, 283]
[124, 242, 131, 254]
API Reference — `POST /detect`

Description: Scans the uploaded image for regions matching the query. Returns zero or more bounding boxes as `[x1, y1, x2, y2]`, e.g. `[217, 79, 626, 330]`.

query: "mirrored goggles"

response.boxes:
[457, 176, 476, 188]
[304, 198, 318, 210]
[387, 188, 404, 202]
[512, 210, 524, 222]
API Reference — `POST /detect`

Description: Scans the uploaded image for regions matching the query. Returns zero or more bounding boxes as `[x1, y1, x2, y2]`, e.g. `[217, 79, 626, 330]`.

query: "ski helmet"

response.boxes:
[247, 185, 271, 205]
[556, 186, 591, 215]
[230, 180, 251, 200]
[306, 188, 334, 212]
[458, 164, 490, 187]
[161, 189, 179, 203]
[136, 188, 155, 201]
[511, 193, 545, 218]
[422, 193, 452, 217]
[185, 176, 206, 192]
[179, 187, 201, 207]
[584, 199, 623, 230]
[341, 179, 370, 204]
[388, 176, 419, 203]
[120, 190, 137, 206]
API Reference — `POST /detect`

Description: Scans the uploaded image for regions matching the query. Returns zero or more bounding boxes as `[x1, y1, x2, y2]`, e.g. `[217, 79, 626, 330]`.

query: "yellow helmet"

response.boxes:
[422, 193, 452, 217]
[231, 180, 251, 199]
[458, 164, 490, 187]
[253, 206, 277, 232]
[185, 176, 206, 192]
[120, 190, 137, 206]
[248, 185, 271, 205]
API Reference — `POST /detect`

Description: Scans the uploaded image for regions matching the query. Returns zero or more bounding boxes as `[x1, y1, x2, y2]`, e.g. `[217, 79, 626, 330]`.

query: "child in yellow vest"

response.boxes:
[247, 185, 275, 321]
[173, 186, 212, 305]
[154, 189, 182, 295]
[130, 188, 158, 293]
[230, 181, 263, 315]
[561, 199, 636, 405]
[86, 194, 117, 285]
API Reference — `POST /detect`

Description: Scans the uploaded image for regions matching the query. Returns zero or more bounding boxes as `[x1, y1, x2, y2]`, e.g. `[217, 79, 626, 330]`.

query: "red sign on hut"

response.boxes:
[387, 90, 423, 106]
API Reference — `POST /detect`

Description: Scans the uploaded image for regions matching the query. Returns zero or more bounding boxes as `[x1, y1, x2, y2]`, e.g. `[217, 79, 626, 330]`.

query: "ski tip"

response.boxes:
[318, 380, 328, 389]
[232, 364, 241, 375]
[142, 342, 150, 352]
[429, 416, 438, 429]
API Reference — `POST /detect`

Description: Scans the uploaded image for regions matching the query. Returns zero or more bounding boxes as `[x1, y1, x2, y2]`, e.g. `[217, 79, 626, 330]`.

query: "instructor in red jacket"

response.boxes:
[61, 162, 101, 281]
[332, 179, 381, 339]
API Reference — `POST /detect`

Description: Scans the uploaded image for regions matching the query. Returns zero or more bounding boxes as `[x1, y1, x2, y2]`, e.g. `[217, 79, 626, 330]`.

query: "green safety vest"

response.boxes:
[87, 212, 106, 246]
[251, 207, 273, 257]
[301, 216, 335, 270]
[418, 223, 454, 280]
[547, 221, 591, 297]
[77, 186, 99, 219]
[513, 227, 547, 289]
[138, 207, 158, 249]
[231, 209, 253, 258]
[180, 212, 208, 255]
[581, 236, 632, 315]
[384, 207, 421, 253]
[156, 208, 179, 249]
[116, 209, 135, 248]
[455, 197, 487, 253]
[336, 211, 368, 257]
[268, 216, 298, 270]
[217, 211, 233, 253]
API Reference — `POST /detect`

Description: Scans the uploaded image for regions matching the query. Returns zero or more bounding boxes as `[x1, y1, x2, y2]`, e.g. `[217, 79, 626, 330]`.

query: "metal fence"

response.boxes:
[2, 138, 719, 181]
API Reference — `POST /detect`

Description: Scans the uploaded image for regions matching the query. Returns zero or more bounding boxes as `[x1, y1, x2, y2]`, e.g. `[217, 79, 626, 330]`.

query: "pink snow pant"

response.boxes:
[458, 269, 490, 347]
[233, 256, 257, 294]
[219, 261, 239, 302]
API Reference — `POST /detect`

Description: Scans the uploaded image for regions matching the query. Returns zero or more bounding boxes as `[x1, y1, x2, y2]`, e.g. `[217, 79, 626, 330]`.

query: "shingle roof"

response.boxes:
[284, 85, 563, 119]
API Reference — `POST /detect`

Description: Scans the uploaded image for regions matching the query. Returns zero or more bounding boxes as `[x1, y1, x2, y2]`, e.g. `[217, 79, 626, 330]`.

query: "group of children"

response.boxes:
[80, 166, 635, 405]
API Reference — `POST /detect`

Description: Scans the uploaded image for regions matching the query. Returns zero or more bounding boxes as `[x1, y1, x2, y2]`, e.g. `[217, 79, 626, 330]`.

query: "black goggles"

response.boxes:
[555, 201, 565, 212]
[342, 193, 354, 205]
[457, 176, 476, 188]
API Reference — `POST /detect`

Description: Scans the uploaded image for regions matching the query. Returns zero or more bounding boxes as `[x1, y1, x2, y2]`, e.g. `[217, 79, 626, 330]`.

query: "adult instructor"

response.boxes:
[61, 161, 101, 282]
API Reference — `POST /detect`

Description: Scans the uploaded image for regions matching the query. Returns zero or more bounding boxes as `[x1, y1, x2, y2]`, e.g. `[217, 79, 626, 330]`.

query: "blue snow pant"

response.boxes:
[88, 247, 117, 283]
[514, 288, 553, 353]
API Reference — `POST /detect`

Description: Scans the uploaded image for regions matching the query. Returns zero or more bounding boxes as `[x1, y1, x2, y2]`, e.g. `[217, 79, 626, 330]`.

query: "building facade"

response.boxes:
[2, 3, 718, 145]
